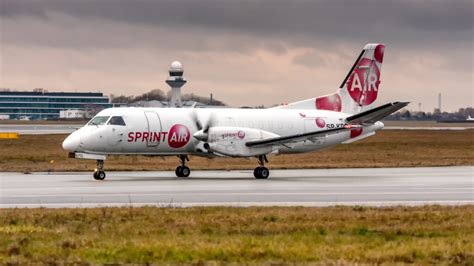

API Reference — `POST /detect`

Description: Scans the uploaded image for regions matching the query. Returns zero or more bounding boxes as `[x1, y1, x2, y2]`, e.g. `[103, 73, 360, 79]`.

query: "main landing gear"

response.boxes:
[254, 155, 270, 179]
[175, 155, 191, 178]
[93, 160, 106, 180]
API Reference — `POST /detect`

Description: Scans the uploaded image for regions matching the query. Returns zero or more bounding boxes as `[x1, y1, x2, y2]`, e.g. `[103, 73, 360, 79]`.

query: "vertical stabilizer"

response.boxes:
[275, 43, 385, 114]
[335, 43, 385, 114]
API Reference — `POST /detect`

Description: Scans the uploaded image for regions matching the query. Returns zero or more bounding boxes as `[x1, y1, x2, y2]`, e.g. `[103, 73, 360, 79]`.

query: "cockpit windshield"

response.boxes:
[107, 116, 126, 126]
[87, 116, 110, 126]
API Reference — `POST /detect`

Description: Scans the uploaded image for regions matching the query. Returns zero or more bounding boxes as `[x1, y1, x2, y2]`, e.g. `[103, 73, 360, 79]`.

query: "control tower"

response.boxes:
[166, 61, 187, 107]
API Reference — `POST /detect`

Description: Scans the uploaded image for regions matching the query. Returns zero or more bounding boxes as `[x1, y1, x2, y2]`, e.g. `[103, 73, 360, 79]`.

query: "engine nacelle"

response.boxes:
[205, 127, 279, 157]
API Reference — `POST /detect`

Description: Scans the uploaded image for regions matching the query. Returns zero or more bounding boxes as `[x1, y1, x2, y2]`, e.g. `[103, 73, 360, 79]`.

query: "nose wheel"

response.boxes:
[175, 155, 191, 178]
[93, 160, 106, 180]
[254, 155, 270, 179]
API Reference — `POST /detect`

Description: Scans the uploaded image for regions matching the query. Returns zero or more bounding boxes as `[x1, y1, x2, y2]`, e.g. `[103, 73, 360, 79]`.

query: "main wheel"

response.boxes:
[254, 167, 269, 179]
[93, 171, 106, 180]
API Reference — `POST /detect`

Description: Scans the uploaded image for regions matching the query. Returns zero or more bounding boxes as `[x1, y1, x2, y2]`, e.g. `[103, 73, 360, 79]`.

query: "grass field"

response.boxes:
[0, 206, 472, 264]
[0, 130, 472, 172]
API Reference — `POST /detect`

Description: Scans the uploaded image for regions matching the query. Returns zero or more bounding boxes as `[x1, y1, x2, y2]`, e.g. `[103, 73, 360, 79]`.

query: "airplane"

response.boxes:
[62, 43, 408, 180]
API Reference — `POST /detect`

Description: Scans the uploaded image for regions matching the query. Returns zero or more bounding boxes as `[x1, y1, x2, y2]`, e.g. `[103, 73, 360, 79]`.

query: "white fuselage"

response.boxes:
[63, 107, 383, 157]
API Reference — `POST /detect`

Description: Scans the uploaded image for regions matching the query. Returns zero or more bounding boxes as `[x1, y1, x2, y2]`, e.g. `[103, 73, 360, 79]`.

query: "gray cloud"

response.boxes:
[1, 0, 472, 49]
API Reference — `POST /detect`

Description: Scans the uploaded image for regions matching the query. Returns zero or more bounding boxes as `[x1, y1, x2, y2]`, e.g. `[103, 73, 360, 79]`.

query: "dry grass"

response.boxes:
[0, 205, 472, 264]
[0, 130, 472, 172]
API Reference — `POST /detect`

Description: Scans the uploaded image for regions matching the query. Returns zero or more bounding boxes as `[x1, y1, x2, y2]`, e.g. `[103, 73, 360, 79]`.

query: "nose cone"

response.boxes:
[193, 130, 208, 141]
[62, 133, 80, 151]
[375, 121, 384, 130]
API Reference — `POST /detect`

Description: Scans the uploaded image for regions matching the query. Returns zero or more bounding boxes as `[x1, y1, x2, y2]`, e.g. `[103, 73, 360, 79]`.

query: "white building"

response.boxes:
[60, 109, 88, 119]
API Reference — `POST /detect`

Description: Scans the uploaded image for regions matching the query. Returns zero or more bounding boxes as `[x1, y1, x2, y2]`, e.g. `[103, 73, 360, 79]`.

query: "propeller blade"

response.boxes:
[189, 110, 203, 131]
[203, 112, 215, 133]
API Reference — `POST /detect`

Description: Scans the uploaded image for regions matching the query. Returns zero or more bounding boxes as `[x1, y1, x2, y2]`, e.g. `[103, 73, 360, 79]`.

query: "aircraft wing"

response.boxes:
[345, 101, 409, 125]
[245, 127, 350, 148]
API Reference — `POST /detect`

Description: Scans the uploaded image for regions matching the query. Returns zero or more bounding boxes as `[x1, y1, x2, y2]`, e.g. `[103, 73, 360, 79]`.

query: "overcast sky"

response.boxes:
[1, 0, 472, 111]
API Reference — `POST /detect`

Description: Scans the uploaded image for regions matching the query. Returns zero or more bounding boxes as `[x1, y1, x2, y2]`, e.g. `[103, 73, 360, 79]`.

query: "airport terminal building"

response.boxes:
[0, 91, 112, 120]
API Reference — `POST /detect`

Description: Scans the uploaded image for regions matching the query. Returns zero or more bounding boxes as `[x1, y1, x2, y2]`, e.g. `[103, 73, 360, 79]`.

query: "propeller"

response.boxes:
[190, 110, 215, 141]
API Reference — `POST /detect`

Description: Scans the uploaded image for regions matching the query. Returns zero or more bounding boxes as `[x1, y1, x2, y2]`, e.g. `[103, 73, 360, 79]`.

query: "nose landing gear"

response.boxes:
[93, 160, 106, 180]
[175, 155, 191, 178]
[254, 155, 270, 179]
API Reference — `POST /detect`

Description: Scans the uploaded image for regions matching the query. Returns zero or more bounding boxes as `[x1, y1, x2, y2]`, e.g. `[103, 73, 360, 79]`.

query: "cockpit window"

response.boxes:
[108, 116, 126, 126]
[87, 116, 110, 126]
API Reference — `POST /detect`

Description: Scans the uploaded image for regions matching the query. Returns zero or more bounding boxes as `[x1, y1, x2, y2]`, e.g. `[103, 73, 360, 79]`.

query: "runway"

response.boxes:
[0, 166, 472, 208]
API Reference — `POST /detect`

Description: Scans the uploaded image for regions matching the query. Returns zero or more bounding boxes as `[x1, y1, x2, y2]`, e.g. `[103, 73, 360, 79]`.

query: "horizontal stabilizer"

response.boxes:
[346, 101, 409, 125]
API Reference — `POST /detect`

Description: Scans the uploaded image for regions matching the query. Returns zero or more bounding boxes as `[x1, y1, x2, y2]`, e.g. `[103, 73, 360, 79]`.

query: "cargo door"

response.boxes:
[144, 111, 162, 147]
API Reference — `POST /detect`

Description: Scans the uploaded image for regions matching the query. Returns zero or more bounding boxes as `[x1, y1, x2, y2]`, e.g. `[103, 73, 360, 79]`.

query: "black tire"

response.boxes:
[175, 166, 183, 177]
[181, 166, 191, 177]
[254, 167, 269, 179]
[253, 167, 262, 179]
[94, 171, 106, 180]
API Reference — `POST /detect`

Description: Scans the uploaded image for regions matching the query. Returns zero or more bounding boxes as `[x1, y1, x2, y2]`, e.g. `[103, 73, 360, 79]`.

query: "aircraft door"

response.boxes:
[144, 111, 162, 147]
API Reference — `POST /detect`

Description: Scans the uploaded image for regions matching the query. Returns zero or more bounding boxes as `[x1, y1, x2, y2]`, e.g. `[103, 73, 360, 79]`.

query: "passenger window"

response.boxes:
[108, 116, 126, 126]
[88, 116, 110, 126]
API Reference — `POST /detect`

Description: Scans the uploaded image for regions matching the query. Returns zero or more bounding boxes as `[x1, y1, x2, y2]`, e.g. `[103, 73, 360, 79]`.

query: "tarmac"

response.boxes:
[0, 166, 472, 208]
